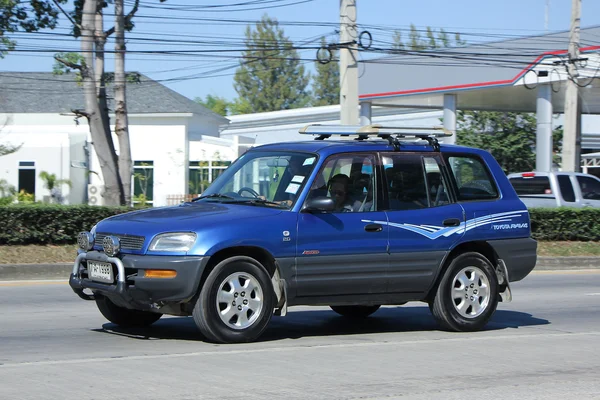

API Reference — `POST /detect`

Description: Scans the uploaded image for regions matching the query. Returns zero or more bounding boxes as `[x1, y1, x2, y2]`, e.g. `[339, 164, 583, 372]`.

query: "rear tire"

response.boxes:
[431, 252, 498, 332]
[330, 305, 381, 318]
[95, 296, 162, 328]
[193, 258, 275, 344]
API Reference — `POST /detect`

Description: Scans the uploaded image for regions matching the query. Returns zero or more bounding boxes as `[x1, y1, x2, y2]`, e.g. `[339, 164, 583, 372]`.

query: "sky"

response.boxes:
[2, 0, 600, 103]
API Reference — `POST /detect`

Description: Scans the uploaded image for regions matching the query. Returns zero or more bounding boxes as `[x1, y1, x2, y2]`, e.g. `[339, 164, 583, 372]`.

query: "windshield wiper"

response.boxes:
[228, 198, 288, 208]
[192, 193, 235, 202]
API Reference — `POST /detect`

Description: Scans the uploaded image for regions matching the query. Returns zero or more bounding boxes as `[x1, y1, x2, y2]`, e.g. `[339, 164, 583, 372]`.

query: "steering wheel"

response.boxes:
[238, 187, 260, 198]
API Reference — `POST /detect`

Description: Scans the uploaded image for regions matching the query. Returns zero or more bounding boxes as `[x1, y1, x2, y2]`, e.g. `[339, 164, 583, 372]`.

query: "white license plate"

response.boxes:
[88, 261, 114, 283]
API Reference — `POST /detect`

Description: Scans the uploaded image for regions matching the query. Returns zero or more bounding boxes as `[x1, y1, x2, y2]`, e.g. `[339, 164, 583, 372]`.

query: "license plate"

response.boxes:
[88, 261, 114, 283]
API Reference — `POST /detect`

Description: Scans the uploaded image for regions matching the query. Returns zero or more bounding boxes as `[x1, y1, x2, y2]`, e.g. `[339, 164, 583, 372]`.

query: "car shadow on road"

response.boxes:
[95, 305, 550, 343]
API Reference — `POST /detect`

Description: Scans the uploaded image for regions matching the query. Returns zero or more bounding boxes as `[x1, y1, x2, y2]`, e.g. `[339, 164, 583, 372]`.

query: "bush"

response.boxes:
[529, 208, 600, 241]
[0, 204, 131, 245]
[0, 204, 598, 245]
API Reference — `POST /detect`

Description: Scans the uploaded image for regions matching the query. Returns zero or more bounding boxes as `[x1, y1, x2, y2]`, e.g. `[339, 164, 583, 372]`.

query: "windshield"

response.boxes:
[197, 151, 318, 209]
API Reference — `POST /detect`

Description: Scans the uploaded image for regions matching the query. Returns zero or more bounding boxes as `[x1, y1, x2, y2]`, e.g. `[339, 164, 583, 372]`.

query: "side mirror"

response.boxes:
[302, 196, 335, 213]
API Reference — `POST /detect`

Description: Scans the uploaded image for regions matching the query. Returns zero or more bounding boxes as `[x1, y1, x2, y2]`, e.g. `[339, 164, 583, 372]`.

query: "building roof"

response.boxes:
[359, 26, 600, 114]
[0, 72, 228, 123]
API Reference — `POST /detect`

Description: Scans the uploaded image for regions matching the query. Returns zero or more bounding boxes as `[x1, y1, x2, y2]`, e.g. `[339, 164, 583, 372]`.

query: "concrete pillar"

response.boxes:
[360, 102, 372, 126]
[443, 94, 457, 144]
[536, 84, 553, 172]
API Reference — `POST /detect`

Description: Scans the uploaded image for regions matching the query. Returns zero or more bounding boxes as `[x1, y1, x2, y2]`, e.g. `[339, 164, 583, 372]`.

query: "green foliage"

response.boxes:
[456, 111, 563, 174]
[229, 97, 253, 115]
[195, 94, 229, 116]
[394, 24, 465, 50]
[529, 208, 600, 241]
[234, 14, 310, 113]
[132, 194, 151, 208]
[312, 37, 340, 106]
[0, 204, 131, 244]
[17, 190, 34, 203]
[0, 178, 16, 205]
[0, 0, 66, 57]
[39, 171, 71, 190]
[0, 178, 15, 197]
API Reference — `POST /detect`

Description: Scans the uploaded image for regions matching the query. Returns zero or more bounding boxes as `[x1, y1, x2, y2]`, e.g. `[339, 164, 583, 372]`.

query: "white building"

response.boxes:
[0, 72, 248, 207]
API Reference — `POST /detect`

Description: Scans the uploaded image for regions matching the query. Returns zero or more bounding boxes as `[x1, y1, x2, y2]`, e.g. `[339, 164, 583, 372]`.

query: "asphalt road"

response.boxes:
[1, 272, 599, 400]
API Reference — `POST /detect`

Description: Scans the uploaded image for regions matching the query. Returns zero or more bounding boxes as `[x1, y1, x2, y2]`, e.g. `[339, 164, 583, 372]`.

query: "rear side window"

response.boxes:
[557, 175, 575, 202]
[509, 176, 553, 197]
[446, 156, 498, 201]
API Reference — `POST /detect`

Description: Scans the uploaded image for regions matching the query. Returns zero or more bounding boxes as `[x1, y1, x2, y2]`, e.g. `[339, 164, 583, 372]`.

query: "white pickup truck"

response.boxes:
[507, 171, 600, 208]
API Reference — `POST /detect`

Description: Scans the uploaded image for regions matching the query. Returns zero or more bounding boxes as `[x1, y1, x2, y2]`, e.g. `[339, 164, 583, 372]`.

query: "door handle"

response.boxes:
[443, 218, 461, 227]
[364, 223, 383, 232]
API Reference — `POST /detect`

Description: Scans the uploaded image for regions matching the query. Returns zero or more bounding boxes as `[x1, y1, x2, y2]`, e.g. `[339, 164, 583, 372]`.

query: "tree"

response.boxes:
[39, 171, 71, 203]
[234, 14, 310, 113]
[53, 0, 161, 205]
[0, 0, 66, 57]
[312, 37, 340, 106]
[456, 111, 563, 174]
[0, 118, 21, 156]
[394, 24, 466, 50]
[195, 95, 230, 116]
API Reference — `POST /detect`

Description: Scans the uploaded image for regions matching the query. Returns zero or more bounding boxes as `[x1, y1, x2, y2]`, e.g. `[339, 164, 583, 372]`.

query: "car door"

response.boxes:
[383, 153, 465, 293]
[295, 152, 389, 297]
[575, 174, 600, 207]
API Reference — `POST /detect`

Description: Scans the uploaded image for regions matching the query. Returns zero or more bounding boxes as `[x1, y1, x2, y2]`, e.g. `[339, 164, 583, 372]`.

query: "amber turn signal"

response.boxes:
[143, 270, 177, 279]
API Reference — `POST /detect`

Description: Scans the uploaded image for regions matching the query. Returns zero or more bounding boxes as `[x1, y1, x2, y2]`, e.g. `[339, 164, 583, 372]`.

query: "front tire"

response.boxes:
[431, 252, 498, 332]
[95, 296, 162, 328]
[330, 305, 381, 318]
[193, 258, 275, 344]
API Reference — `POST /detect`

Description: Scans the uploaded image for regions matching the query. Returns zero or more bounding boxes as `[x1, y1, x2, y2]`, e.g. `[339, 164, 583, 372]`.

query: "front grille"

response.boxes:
[95, 233, 145, 251]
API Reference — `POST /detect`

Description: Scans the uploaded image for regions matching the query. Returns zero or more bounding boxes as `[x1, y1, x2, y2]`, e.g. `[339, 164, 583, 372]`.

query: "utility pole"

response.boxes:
[339, 0, 358, 125]
[562, 0, 582, 172]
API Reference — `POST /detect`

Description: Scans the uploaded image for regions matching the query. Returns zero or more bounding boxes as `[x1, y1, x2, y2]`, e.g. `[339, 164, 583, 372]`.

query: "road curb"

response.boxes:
[0, 263, 72, 281]
[534, 256, 600, 270]
[0, 256, 599, 281]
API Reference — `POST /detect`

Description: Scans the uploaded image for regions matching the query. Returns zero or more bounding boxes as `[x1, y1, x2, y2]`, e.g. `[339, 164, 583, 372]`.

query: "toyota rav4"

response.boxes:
[70, 125, 537, 343]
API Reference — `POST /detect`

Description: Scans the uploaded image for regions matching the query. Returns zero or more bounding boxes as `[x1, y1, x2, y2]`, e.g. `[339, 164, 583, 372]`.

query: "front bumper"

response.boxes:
[69, 251, 209, 310]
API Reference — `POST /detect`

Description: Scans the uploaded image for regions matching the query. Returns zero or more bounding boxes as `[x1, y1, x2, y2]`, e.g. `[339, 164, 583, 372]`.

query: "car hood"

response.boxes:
[94, 201, 284, 237]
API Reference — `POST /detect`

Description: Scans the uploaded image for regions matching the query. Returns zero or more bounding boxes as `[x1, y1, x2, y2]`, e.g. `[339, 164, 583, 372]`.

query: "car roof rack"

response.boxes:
[298, 124, 453, 151]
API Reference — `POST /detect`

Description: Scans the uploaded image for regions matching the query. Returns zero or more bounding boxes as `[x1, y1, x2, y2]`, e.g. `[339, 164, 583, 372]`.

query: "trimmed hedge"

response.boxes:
[0, 205, 598, 245]
[529, 208, 600, 241]
[0, 205, 130, 245]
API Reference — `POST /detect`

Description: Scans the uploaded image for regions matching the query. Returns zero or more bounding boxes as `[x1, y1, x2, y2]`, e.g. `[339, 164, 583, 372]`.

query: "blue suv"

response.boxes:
[70, 125, 537, 343]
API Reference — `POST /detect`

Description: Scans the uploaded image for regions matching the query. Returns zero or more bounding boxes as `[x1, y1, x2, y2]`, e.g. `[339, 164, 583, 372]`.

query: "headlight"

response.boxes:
[77, 231, 94, 251]
[149, 232, 197, 252]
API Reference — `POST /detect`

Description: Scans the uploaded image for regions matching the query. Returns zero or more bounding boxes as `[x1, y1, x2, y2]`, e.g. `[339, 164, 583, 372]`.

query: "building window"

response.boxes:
[189, 160, 231, 195]
[18, 161, 36, 197]
[133, 161, 154, 205]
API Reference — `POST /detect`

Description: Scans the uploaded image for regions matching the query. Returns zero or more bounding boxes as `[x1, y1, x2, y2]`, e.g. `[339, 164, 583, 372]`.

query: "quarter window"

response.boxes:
[446, 156, 498, 201]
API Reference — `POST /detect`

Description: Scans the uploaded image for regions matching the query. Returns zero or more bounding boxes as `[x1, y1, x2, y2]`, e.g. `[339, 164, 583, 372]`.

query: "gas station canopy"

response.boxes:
[359, 26, 600, 114]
